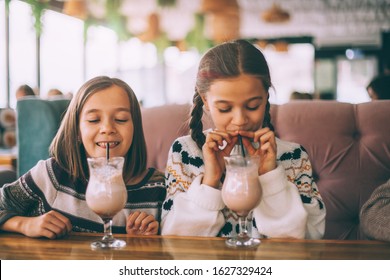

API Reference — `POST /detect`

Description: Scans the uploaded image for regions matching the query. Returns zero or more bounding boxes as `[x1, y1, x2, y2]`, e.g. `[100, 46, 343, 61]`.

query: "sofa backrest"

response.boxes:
[16, 98, 390, 239]
[16, 97, 71, 176]
[141, 104, 214, 170]
[142, 101, 390, 240]
[271, 100, 390, 239]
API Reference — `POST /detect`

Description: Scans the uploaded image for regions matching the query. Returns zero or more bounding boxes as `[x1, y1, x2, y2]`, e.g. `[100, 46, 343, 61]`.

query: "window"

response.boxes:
[8, 0, 36, 108]
[40, 10, 84, 98]
[263, 43, 315, 104]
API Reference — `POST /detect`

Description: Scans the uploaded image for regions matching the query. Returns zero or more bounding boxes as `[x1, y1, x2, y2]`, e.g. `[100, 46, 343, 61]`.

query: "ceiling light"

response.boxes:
[261, 3, 290, 23]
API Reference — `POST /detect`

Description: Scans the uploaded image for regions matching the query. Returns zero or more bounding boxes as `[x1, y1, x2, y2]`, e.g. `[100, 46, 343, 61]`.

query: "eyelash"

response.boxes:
[247, 106, 259, 111]
[218, 106, 259, 113]
[87, 119, 128, 123]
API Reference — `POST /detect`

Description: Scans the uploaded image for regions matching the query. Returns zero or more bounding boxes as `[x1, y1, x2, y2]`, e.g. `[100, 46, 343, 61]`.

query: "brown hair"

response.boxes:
[190, 39, 274, 149]
[367, 75, 390, 100]
[49, 76, 147, 183]
[17, 84, 35, 97]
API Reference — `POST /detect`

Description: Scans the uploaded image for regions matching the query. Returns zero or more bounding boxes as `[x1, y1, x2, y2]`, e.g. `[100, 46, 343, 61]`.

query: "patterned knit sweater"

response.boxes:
[161, 133, 326, 239]
[360, 179, 390, 241]
[0, 158, 166, 233]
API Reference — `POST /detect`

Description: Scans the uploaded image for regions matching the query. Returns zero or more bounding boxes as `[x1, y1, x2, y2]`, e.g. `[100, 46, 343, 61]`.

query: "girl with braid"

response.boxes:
[161, 40, 325, 239]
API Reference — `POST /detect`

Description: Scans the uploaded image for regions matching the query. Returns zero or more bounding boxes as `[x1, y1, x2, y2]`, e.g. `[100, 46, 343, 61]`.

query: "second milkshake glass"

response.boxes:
[221, 155, 262, 248]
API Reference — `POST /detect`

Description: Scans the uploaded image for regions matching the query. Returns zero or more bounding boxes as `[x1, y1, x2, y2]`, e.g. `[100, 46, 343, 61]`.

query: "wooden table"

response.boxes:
[1, 232, 390, 260]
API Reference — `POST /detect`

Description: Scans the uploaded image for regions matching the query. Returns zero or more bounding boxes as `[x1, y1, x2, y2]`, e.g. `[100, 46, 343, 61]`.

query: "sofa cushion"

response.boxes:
[271, 100, 390, 239]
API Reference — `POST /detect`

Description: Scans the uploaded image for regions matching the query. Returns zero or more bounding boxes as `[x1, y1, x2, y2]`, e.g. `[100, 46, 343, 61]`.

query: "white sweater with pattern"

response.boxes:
[161, 133, 326, 239]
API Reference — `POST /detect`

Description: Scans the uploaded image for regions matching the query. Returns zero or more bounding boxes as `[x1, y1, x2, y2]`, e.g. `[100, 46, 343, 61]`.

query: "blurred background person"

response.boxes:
[290, 91, 313, 100]
[47, 88, 64, 98]
[15, 84, 36, 100]
[366, 75, 390, 100]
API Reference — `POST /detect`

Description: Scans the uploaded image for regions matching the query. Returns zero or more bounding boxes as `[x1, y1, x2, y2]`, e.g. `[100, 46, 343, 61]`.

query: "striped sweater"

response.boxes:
[0, 158, 166, 233]
[161, 133, 326, 239]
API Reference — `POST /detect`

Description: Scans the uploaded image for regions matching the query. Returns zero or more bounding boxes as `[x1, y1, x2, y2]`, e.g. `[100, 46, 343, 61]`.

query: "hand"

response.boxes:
[21, 210, 72, 239]
[202, 129, 238, 188]
[126, 211, 159, 236]
[239, 128, 277, 175]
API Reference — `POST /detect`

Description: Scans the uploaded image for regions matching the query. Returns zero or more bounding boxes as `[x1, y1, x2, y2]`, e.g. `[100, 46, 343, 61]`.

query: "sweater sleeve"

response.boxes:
[273, 144, 326, 239]
[253, 165, 308, 239]
[0, 175, 38, 226]
[360, 179, 390, 241]
[161, 139, 225, 236]
[0, 179, 24, 226]
[298, 148, 326, 239]
[0, 160, 54, 227]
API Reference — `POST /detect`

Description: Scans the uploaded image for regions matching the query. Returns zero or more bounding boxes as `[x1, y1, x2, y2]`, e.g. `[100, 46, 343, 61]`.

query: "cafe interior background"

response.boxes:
[1, 0, 390, 110]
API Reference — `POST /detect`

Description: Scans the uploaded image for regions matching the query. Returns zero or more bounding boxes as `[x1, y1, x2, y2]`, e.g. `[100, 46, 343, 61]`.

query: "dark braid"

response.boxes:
[262, 100, 274, 131]
[190, 88, 206, 149]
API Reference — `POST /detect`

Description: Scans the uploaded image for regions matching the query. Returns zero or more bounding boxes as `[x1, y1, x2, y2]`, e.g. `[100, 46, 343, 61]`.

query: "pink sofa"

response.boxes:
[142, 100, 390, 240]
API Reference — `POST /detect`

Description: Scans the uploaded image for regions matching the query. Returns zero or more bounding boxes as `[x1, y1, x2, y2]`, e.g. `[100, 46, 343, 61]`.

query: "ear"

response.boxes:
[201, 95, 209, 111]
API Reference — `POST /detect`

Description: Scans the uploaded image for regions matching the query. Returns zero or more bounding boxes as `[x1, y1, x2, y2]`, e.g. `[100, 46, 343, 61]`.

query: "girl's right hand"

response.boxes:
[201, 129, 238, 188]
[22, 210, 72, 239]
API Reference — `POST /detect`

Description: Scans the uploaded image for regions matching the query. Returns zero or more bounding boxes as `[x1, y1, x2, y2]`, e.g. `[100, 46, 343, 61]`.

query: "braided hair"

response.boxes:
[190, 39, 274, 149]
[190, 88, 206, 149]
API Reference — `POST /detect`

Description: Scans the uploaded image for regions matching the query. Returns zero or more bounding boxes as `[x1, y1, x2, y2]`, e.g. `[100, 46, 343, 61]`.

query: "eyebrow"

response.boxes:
[214, 96, 263, 105]
[83, 107, 131, 114]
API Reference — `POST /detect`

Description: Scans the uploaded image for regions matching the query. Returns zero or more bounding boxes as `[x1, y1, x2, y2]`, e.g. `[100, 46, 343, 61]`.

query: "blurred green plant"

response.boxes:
[185, 13, 213, 53]
[157, 0, 177, 7]
[105, 0, 131, 41]
[26, 0, 48, 36]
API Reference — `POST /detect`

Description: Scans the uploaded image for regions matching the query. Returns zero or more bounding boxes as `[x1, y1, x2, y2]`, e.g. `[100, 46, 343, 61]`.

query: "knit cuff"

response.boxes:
[259, 165, 288, 197]
[187, 175, 225, 211]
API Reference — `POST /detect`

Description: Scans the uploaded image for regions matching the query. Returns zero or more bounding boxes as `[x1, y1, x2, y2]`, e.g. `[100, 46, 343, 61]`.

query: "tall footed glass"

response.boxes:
[221, 155, 262, 248]
[86, 157, 127, 249]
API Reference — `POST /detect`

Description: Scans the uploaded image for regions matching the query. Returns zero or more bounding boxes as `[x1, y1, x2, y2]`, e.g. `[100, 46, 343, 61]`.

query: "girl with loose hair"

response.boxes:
[0, 76, 166, 239]
[161, 40, 325, 239]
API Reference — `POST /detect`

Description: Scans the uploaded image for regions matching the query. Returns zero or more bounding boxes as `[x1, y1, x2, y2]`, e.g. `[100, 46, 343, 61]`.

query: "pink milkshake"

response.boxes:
[222, 155, 262, 216]
[86, 157, 127, 219]
[86, 177, 127, 219]
[86, 156, 127, 249]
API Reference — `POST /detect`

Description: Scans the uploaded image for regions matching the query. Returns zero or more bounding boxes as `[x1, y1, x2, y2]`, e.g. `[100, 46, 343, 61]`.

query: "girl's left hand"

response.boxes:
[238, 127, 277, 175]
[126, 211, 159, 235]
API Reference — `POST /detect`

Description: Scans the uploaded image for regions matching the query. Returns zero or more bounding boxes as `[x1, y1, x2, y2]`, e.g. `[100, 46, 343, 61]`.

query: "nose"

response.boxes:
[100, 119, 116, 135]
[231, 108, 247, 128]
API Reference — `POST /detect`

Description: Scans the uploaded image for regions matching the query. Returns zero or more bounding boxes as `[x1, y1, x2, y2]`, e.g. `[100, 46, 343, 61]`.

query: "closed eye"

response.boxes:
[247, 105, 260, 111]
[218, 108, 231, 113]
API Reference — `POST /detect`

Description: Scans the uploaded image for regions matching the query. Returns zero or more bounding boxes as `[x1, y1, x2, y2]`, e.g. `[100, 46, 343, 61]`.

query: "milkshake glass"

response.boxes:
[86, 156, 127, 249]
[222, 155, 262, 247]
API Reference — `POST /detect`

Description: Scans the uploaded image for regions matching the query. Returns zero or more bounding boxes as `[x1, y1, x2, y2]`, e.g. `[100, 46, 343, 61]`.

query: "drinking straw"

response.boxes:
[238, 135, 246, 158]
[106, 143, 110, 162]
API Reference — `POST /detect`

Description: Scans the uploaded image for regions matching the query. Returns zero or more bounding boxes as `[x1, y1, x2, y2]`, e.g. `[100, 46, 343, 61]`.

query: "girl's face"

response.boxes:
[79, 85, 134, 158]
[202, 74, 268, 132]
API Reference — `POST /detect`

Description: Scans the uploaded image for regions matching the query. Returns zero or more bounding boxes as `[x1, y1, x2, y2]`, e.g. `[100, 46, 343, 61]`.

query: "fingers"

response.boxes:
[33, 211, 72, 239]
[50, 210, 73, 233]
[206, 130, 231, 151]
[238, 128, 276, 153]
[238, 128, 277, 175]
[126, 211, 159, 235]
[143, 221, 159, 235]
[46, 211, 72, 238]
[205, 130, 238, 152]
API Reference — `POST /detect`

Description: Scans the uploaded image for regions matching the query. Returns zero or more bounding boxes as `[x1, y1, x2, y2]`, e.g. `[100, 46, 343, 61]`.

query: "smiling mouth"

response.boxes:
[97, 142, 120, 148]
